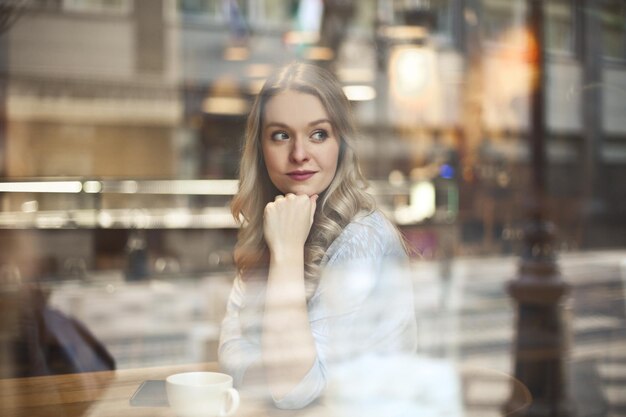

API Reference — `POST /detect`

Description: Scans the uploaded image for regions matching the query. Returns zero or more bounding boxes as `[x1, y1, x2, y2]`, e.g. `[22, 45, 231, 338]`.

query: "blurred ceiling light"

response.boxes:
[21, 200, 38, 213]
[121, 181, 139, 194]
[98, 211, 114, 228]
[393, 181, 436, 224]
[411, 181, 436, 220]
[390, 46, 429, 97]
[499, 27, 538, 64]
[202, 207, 239, 228]
[35, 213, 67, 229]
[164, 209, 192, 228]
[83, 181, 102, 193]
[99, 180, 138, 194]
[337, 68, 375, 83]
[283, 30, 319, 46]
[246, 63, 273, 78]
[0, 181, 82, 193]
[203, 96, 249, 115]
[131, 209, 150, 228]
[388, 170, 406, 186]
[212, 76, 240, 95]
[379, 25, 428, 41]
[410, 167, 426, 181]
[304, 46, 334, 61]
[342, 85, 376, 101]
[97, 180, 239, 195]
[494, 27, 538, 94]
[136, 180, 239, 195]
[223, 46, 249, 61]
[248, 79, 266, 95]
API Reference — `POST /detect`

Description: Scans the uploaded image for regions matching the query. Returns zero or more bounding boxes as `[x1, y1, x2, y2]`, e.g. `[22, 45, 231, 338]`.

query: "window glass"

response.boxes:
[62, 0, 132, 14]
[256, 0, 294, 26]
[390, 0, 454, 40]
[178, 0, 225, 20]
[601, 0, 626, 60]
[352, 0, 376, 32]
[430, 0, 453, 38]
[546, 0, 573, 54]
[482, 0, 526, 42]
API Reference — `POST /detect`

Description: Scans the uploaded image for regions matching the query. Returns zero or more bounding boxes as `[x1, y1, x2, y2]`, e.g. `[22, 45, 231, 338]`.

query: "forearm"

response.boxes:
[262, 249, 317, 400]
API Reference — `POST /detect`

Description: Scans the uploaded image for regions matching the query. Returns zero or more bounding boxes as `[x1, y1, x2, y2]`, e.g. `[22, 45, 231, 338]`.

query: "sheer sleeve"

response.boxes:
[218, 273, 326, 409]
[217, 275, 262, 388]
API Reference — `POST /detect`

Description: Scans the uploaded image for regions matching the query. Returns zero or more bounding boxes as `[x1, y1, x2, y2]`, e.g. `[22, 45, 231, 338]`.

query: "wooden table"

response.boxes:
[0, 363, 213, 417]
[0, 362, 311, 417]
[0, 362, 531, 417]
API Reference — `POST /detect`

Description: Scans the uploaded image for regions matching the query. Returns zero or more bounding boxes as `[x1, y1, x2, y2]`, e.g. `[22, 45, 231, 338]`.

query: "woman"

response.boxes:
[218, 62, 417, 409]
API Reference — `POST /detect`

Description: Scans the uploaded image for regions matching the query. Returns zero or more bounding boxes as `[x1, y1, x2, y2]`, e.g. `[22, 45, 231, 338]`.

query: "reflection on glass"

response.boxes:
[0, 2, 624, 416]
[602, 0, 626, 60]
[546, 0, 573, 54]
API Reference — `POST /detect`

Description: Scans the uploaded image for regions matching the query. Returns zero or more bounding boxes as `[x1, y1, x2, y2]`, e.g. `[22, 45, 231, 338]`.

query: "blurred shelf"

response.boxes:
[0, 207, 237, 229]
[0, 179, 239, 195]
[0, 179, 443, 229]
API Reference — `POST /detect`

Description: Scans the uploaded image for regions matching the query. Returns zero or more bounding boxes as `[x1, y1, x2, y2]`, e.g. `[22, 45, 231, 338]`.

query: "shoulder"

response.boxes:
[311, 211, 411, 315]
[323, 210, 406, 265]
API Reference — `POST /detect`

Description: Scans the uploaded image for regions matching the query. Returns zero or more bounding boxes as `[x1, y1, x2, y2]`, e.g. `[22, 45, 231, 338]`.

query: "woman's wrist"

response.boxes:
[268, 246, 304, 264]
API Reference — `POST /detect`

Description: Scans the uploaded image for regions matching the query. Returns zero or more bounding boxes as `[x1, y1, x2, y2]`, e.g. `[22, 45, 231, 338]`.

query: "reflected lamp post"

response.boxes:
[505, 1, 573, 416]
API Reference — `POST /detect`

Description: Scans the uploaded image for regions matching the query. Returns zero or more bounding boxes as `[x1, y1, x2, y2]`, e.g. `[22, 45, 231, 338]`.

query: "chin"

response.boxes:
[282, 187, 317, 196]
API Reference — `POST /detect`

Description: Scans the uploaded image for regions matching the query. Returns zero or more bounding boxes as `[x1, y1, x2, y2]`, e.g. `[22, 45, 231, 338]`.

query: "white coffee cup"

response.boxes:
[166, 372, 240, 417]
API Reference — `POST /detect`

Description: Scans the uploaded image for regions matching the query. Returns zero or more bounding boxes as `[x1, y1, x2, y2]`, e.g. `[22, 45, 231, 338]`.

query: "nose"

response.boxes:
[289, 137, 310, 163]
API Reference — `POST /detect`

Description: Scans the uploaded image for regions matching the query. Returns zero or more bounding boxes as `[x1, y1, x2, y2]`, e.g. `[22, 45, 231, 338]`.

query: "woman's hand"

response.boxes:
[263, 193, 318, 256]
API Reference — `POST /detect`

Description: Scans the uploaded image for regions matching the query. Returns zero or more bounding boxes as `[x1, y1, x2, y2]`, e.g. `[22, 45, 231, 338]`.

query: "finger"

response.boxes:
[274, 195, 285, 202]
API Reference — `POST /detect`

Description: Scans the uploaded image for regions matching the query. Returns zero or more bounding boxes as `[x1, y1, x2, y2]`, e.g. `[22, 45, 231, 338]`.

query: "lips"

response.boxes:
[287, 170, 317, 181]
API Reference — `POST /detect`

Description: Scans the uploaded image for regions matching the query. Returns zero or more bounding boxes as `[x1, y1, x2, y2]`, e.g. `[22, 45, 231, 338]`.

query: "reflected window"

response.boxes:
[178, 0, 226, 21]
[430, 0, 453, 39]
[351, 0, 376, 32]
[546, 0, 574, 54]
[178, 0, 296, 29]
[62, 0, 132, 14]
[482, 0, 526, 42]
[601, 0, 626, 61]
[178, 0, 253, 23]
[483, 0, 576, 56]
[248, 0, 294, 29]
[390, 0, 454, 41]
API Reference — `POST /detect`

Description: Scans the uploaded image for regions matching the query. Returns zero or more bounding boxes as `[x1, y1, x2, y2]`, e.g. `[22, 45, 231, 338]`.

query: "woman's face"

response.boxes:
[261, 90, 340, 197]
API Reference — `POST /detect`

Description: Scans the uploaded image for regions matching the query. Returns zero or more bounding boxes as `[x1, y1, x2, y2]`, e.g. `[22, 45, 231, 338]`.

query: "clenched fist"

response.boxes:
[263, 193, 318, 256]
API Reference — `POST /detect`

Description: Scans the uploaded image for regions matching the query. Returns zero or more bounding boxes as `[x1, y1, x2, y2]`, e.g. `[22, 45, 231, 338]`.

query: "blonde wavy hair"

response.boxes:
[231, 62, 376, 294]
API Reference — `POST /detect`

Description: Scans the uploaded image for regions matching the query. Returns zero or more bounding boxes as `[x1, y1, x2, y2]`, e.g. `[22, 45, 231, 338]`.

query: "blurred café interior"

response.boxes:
[0, 0, 625, 416]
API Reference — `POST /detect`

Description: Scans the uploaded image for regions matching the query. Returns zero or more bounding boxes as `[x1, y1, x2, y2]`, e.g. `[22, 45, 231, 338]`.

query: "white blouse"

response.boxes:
[218, 210, 418, 409]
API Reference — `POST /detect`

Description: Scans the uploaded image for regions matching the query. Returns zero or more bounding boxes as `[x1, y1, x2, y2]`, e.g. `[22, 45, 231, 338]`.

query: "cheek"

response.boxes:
[262, 145, 283, 178]
[326, 143, 341, 174]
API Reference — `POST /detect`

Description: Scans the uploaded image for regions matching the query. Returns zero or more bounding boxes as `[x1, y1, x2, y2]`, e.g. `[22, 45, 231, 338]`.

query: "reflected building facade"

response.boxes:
[0, 0, 625, 372]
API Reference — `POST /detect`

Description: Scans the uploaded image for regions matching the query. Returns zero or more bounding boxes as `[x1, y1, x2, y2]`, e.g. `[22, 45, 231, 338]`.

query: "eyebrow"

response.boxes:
[264, 119, 332, 130]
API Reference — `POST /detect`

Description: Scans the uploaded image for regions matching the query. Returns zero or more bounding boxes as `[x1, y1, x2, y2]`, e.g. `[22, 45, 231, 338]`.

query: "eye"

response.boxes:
[270, 131, 290, 141]
[311, 129, 329, 142]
